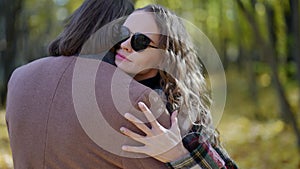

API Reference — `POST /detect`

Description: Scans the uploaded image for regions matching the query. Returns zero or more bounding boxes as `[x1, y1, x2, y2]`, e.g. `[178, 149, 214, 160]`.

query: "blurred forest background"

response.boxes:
[0, 0, 299, 168]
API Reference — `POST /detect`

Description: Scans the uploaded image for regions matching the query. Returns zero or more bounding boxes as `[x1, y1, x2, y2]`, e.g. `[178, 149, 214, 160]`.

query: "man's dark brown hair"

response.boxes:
[48, 0, 134, 56]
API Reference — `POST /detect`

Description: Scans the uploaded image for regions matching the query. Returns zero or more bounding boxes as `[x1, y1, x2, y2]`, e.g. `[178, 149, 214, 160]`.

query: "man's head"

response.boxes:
[48, 0, 134, 56]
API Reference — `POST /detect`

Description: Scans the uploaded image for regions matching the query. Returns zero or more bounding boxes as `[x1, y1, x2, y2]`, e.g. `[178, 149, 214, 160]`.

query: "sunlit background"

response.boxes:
[0, 0, 299, 168]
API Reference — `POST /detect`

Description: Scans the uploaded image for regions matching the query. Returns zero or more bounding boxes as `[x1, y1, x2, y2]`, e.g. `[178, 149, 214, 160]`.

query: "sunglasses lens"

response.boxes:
[131, 33, 151, 52]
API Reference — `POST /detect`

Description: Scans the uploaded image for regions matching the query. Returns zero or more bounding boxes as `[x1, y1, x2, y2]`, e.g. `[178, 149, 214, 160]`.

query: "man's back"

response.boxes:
[6, 56, 170, 169]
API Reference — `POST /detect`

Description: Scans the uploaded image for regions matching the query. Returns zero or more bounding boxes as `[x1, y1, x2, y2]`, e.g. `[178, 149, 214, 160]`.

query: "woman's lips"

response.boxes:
[116, 53, 131, 62]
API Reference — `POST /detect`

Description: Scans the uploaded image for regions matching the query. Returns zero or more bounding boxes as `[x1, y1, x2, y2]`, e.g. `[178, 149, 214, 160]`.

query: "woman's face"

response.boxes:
[115, 11, 163, 81]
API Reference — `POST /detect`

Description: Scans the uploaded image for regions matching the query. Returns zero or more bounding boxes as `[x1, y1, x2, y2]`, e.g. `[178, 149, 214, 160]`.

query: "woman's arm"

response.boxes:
[121, 102, 238, 169]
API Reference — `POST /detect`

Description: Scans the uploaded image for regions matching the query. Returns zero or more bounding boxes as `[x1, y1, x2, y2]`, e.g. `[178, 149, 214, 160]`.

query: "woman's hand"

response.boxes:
[120, 102, 189, 163]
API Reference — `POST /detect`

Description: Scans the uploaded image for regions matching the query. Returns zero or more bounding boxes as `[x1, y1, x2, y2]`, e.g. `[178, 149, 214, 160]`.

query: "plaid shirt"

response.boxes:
[166, 132, 239, 169]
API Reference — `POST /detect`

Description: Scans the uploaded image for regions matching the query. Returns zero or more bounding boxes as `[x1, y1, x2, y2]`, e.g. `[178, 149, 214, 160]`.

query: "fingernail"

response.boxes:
[122, 146, 127, 150]
[138, 102, 144, 107]
[120, 127, 126, 132]
[124, 113, 130, 119]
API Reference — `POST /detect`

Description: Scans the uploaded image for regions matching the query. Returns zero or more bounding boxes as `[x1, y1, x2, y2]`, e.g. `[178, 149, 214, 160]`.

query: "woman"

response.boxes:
[111, 5, 238, 169]
[73, 2, 237, 168]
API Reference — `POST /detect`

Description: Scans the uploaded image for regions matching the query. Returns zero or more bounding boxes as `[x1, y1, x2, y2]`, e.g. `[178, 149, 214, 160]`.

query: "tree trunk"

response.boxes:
[247, 50, 261, 120]
[289, 0, 300, 111]
[0, 0, 22, 107]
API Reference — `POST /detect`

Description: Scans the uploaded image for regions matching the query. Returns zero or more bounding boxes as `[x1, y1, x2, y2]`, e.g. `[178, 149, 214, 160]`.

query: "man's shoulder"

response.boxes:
[15, 56, 74, 72]
[9, 56, 75, 87]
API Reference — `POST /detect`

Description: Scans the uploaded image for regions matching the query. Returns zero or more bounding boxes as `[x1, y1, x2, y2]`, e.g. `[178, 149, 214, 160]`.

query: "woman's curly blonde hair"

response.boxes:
[136, 4, 217, 143]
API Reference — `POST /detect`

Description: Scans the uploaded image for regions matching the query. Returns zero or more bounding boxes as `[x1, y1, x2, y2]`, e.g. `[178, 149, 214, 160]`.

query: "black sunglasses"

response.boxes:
[117, 26, 159, 52]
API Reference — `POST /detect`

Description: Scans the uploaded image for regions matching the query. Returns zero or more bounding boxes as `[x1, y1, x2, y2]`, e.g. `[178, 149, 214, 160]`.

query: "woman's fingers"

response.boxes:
[122, 145, 146, 154]
[120, 127, 145, 143]
[138, 102, 160, 129]
[121, 108, 186, 163]
[124, 113, 152, 135]
[170, 110, 181, 136]
[170, 110, 178, 128]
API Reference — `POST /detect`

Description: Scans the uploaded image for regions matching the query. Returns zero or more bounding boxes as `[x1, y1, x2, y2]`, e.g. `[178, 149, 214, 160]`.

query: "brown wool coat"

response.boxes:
[6, 56, 171, 169]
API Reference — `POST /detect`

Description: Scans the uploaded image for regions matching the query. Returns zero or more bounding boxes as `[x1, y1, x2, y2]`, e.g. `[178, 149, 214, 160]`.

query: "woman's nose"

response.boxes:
[120, 37, 133, 53]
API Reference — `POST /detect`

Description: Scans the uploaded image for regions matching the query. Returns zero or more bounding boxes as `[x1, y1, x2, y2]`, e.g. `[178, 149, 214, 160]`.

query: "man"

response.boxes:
[5, 0, 171, 168]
